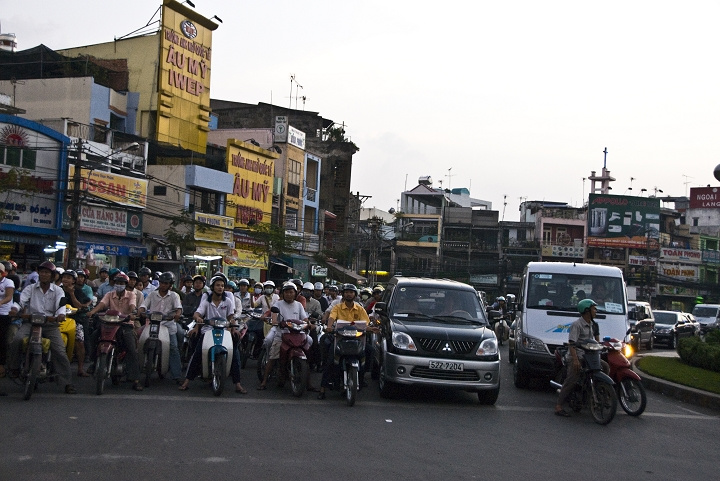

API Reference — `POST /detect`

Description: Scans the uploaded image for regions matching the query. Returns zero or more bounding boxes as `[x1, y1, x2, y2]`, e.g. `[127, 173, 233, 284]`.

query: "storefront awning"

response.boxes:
[326, 261, 367, 284]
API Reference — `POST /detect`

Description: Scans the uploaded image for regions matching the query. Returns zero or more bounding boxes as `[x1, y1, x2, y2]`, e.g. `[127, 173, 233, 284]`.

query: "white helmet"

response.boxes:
[314, 282, 324, 290]
[263, 280, 275, 287]
[302, 282, 314, 290]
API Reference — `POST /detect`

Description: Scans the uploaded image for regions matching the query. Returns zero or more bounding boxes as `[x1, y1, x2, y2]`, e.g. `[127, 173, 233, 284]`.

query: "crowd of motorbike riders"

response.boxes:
[0, 259, 385, 398]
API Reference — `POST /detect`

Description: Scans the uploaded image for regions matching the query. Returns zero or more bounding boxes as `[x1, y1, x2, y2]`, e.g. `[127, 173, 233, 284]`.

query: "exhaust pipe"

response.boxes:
[549, 380, 563, 390]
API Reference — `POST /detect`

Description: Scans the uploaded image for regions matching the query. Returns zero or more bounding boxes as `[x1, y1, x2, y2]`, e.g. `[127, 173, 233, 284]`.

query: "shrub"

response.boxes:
[705, 329, 720, 345]
[678, 336, 720, 372]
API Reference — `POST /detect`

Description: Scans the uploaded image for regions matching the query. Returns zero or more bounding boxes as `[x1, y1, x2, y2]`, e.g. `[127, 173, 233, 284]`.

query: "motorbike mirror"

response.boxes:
[374, 302, 386, 313]
[488, 309, 502, 319]
[270, 306, 280, 313]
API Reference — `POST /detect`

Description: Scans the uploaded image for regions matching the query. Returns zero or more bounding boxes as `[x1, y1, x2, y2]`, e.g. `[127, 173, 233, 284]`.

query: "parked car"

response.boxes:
[691, 304, 720, 334]
[628, 301, 655, 350]
[683, 313, 701, 335]
[373, 277, 500, 404]
[652, 310, 699, 349]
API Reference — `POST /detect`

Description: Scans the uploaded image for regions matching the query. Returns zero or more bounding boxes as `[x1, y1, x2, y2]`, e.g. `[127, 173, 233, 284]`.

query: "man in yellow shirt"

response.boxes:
[318, 284, 371, 399]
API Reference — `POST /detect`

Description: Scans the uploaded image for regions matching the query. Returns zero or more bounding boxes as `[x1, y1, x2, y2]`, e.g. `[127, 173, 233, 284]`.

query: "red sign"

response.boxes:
[689, 186, 720, 209]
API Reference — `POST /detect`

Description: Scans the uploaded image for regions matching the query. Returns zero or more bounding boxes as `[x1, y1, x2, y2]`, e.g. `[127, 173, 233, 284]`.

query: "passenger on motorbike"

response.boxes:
[87, 273, 143, 391]
[234, 279, 253, 311]
[180, 275, 193, 295]
[179, 276, 246, 393]
[554, 299, 608, 417]
[138, 272, 183, 383]
[257, 282, 312, 390]
[97, 268, 121, 300]
[9, 261, 76, 394]
[318, 284, 373, 399]
[490, 296, 507, 315]
[364, 285, 384, 313]
[313, 282, 329, 312]
[138, 267, 156, 298]
[182, 275, 206, 317]
[60, 270, 92, 377]
[126, 271, 145, 311]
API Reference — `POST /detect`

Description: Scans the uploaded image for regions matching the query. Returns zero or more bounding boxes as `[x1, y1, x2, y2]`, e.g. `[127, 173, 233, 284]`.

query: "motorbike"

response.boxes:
[489, 312, 510, 346]
[200, 317, 238, 396]
[240, 307, 264, 369]
[59, 304, 77, 361]
[278, 316, 312, 397]
[138, 311, 171, 388]
[329, 319, 368, 407]
[602, 337, 647, 416]
[307, 312, 323, 372]
[550, 339, 618, 425]
[93, 311, 132, 395]
[18, 314, 56, 400]
[178, 316, 194, 368]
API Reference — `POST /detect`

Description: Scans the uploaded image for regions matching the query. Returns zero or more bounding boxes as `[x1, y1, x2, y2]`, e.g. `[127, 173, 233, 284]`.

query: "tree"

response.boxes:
[163, 209, 198, 256]
[244, 221, 291, 258]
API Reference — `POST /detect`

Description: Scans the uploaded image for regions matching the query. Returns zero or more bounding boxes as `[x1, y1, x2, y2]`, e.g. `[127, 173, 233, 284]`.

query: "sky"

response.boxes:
[3, 0, 719, 221]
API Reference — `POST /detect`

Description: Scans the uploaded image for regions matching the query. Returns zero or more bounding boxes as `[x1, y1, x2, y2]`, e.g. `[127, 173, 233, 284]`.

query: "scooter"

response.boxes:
[18, 314, 56, 400]
[59, 304, 77, 361]
[330, 319, 367, 407]
[240, 307, 264, 368]
[272, 308, 312, 397]
[200, 317, 236, 396]
[93, 311, 132, 395]
[550, 339, 618, 425]
[490, 313, 510, 346]
[602, 337, 647, 416]
[138, 311, 171, 388]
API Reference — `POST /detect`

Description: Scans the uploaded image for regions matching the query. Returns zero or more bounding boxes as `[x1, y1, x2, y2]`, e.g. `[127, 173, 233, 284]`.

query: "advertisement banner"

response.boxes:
[587, 194, 661, 249]
[628, 255, 657, 267]
[69, 166, 147, 208]
[689, 186, 720, 209]
[659, 248, 701, 264]
[225, 140, 275, 229]
[62, 204, 142, 237]
[659, 264, 699, 280]
[194, 212, 233, 245]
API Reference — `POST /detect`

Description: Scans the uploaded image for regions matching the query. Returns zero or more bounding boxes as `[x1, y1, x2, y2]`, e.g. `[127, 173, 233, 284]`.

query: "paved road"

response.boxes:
[1, 343, 717, 481]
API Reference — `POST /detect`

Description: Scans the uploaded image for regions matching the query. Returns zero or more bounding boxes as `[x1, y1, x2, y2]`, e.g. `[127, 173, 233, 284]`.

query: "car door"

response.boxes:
[675, 314, 690, 338]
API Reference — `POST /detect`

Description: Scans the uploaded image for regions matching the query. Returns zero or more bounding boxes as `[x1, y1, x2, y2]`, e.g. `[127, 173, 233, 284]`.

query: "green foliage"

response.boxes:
[704, 329, 720, 345]
[325, 126, 359, 151]
[637, 356, 720, 395]
[245, 222, 289, 257]
[164, 209, 197, 254]
[677, 336, 720, 372]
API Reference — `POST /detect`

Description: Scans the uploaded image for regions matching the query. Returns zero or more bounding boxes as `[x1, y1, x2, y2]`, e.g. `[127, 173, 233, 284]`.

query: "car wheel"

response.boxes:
[513, 357, 530, 389]
[647, 335, 654, 351]
[508, 345, 515, 364]
[477, 387, 499, 405]
[378, 366, 397, 399]
[669, 334, 676, 350]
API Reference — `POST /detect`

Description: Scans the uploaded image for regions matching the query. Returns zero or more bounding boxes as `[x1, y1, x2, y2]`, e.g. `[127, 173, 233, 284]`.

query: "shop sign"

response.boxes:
[628, 255, 657, 267]
[702, 249, 720, 264]
[658, 284, 698, 297]
[660, 248, 701, 264]
[470, 274, 498, 285]
[659, 264, 699, 280]
[689, 186, 720, 209]
[194, 212, 233, 245]
[62, 204, 142, 237]
[587, 194, 660, 249]
[288, 125, 305, 150]
[69, 166, 148, 208]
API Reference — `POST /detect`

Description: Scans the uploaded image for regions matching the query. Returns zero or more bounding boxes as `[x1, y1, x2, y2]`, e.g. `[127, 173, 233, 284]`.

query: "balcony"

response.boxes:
[305, 187, 317, 202]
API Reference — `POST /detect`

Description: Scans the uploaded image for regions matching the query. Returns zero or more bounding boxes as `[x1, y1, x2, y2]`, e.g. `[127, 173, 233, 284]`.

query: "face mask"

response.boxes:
[254, 288, 261, 294]
[115, 284, 127, 294]
[264, 288, 273, 295]
[302, 290, 312, 298]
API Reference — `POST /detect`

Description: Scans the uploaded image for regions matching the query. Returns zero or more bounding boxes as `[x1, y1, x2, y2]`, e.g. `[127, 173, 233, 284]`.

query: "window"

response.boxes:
[154, 186, 167, 196]
[287, 159, 301, 198]
[693, 217, 699, 227]
[189, 189, 218, 214]
[285, 208, 298, 230]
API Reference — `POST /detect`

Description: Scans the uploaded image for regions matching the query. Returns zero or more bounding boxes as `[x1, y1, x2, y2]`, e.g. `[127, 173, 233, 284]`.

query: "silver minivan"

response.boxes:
[691, 304, 720, 334]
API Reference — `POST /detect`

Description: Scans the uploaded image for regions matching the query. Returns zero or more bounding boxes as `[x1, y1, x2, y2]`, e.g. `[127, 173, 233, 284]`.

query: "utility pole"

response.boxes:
[66, 139, 83, 270]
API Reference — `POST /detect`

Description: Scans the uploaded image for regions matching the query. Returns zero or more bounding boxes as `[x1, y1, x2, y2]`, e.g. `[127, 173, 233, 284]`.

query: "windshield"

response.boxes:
[654, 311, 680, 325]
[692, 307, 719, 318]
[391, 286, 486, 323]
[526, 273, 625, 314]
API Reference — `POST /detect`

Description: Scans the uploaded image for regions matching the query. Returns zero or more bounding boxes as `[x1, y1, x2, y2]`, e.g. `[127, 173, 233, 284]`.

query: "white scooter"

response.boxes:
[138, 311, 171, 387]
[200, 317, 237, 396]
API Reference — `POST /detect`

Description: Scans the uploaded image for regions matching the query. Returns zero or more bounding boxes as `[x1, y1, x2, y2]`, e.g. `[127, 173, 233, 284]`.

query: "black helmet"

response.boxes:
[38, 261, 56, 273]
[291, 278, 303, 289]
[138, 267, 152, 276]
[182, 275, 193, 283]
[341, 283, 358, 296]
[158, 271, 175, 284]
[127, 271, 138, 279]
[62, 269, 78, 280]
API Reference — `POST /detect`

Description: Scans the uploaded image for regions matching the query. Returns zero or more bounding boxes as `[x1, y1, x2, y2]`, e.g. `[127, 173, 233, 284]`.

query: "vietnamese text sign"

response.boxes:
[194, 212, 233, 244]
[69, 166, 148, 208]
[689, 186, 720, 209]
[659, 248, 701, 264]
[587, 194, 660, 249]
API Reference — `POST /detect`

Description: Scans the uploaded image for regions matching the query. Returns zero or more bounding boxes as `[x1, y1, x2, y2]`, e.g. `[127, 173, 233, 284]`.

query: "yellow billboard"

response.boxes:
[157, 0, 218, 154]
[194, 212, 234, 245]
[226, 140, 277, 227]
[69, 166, 147, 208]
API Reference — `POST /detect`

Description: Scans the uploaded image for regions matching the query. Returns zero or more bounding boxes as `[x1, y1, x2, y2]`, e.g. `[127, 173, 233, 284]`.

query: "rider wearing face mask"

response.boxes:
[87, 273, 143, 391]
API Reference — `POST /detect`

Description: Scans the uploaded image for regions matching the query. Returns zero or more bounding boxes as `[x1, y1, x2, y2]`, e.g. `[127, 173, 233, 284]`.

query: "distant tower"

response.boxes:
[588, 147, 615, 194]
[0, 24, 17, 52]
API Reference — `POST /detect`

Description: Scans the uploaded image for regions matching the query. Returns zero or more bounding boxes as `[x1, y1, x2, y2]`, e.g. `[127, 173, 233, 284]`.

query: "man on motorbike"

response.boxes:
[257, 281, 313, 390]
[86, 273, 143, 391]
[491, 296, 507, 314]
[554, 299, 607, 417]
[318, 284, 373, 399]
[138, 272, 183, 383]
[234, 279, 253, 311]
[9, 261, 76, 394]
[60, 270, 92, 377]
[138, 267, 156, 298]
[364, 285, 384, 313]
[179, 275, 246, 393]
[313, 282, 329, 312]
[126, 271, 145, 310]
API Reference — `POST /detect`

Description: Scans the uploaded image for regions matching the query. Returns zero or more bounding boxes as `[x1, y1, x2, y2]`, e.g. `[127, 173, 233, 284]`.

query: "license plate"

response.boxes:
[429, 361, 464, 371]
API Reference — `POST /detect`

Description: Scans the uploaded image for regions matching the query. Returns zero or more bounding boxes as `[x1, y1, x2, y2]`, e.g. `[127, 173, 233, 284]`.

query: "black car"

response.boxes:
[628, 301, 655, 350]
[652, 310, 699, 349]
[372, 277, 500, 404]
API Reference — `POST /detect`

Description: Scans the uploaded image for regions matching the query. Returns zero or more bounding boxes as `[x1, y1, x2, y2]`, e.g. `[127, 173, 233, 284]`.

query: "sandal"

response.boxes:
[178, 380, 190, 391]
[256, 384, 267, 390]
[65, 384, 77, 394]
[235, 386, 248, 394]
[554, 408, 571, 417]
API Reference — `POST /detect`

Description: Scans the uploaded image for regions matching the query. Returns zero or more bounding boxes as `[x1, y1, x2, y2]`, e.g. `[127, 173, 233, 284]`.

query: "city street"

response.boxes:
[1, 344, 717, 481]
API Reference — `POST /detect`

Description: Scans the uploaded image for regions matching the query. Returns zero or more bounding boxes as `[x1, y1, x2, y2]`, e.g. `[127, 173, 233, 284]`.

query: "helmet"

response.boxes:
[372, 285, 385, 293]
[114, 273, 129, 284]
[209, 276, 225, 288]
[263, 280, 275, 288]
[302, 282, 314, 291]
[281, 281, 297, 292]
[62, 269, 78, 280]
[577, 299, 598, 314]
[291, 278, 303, 288]
[0, 261, 10, 272]
[77, 269, 88, 278]
[227, 281, 237, 290]
[158, 271, 175, 284]
[138, 267, 152, 276]
[99, 266, 109, 274]
[39, 261, 56, 273]
[55, 267, 65, 276]
[254, 282, 263, 288]
[108, 268, 120, 279]
[213, 271, 228, 282]
[360, 287, 372, 296]
[126, 271, 138, 279]
[238, 278, 250, 286]
[328, 284, 338, 291]
[8, 260, 17, 270]
[496, 296, 506, 303]
[192, 275, 206, 284]
[341, 283, 358, 296]
[314, 282, 324, 290]
[182, 275, 193, 283]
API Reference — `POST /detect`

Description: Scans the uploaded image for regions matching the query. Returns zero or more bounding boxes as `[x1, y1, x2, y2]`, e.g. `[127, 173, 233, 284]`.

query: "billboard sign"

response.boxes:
[587, 194, 660, 249]
[689, 186, 720, 209]
[69, 166, 147, 208]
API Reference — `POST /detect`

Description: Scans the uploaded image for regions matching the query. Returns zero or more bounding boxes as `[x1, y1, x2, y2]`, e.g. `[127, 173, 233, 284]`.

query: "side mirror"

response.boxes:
[374, 302, 387, 314]
[488, 309, 502, 319]
[270, 306, 280, 314]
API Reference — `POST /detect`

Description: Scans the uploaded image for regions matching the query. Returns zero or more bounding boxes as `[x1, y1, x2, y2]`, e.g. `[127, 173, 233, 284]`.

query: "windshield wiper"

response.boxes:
[432, 315, 484, 325]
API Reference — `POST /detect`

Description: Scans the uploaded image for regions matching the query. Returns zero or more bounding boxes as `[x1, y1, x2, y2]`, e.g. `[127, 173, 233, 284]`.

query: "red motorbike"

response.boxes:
[601, 337, 647, 416]
[93, 310, 132, 395]
[274, 309, 312, 397]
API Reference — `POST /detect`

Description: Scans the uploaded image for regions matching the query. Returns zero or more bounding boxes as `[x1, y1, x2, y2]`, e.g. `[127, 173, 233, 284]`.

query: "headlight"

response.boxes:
[150, 313, 163, 321]
[476, 338, 498, 356]
[521, 334, 547, 353]
[213, 319, 228, 328]
[341, 329, 361, 337]
[391, 331, 417, 351]
[657, 328, 670, 334]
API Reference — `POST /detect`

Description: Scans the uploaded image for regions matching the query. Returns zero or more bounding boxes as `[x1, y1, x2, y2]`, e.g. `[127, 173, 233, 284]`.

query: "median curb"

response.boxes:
[632, 358, 720, 411]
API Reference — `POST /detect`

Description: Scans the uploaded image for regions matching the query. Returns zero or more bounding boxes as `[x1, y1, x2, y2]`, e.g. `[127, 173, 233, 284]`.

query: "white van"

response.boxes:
[511, 262, 630, 388]
[691, 304, 720, 334]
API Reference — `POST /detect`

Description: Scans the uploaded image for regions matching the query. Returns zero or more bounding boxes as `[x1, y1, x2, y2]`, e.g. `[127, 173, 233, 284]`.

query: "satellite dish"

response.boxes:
[389, 208, 396, 214]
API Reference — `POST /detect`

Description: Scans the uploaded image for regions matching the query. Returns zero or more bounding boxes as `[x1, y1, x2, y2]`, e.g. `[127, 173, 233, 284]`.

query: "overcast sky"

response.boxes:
[4, 0, 718, 220]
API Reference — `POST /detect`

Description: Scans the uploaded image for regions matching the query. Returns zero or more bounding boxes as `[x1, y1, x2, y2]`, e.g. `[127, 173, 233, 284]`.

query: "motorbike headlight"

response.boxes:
[214, 319, 228, 328]
[476, 338, 498, 356]
[391, 331, 417, 351]
[623, 343, 634, 359]
[150, 313, 163, 321]
[341, 329, 359, 337]
[521, 334, 547, 353]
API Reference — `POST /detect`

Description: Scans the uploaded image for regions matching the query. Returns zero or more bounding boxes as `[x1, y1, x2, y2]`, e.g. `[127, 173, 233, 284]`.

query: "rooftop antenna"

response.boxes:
[683, 174, 694, 196]
[502, 195, 507, 221]
[289, 74, 295, 110]
[445, 167, 454, 190]
[603, 147, 608, 169]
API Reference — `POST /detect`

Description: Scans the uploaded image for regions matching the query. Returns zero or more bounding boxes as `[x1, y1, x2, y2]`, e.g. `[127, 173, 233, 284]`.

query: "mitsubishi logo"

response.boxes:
[441, 343, 452, 352]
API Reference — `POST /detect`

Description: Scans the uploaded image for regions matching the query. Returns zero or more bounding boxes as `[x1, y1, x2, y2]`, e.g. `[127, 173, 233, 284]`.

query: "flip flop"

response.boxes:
[554, 409, 571, 417]
[178, 383, 190, 391]
[236, 386, 248, 394]
[256, 385, 267, 390]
